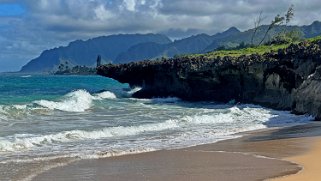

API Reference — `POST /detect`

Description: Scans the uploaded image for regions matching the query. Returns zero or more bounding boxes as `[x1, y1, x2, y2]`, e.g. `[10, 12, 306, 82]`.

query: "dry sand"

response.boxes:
[33, 123, 321, 181]
[273, 136, 321, 181]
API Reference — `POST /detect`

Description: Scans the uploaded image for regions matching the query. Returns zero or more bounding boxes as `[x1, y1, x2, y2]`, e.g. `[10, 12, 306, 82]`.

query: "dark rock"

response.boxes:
[97, 40, 321, 120]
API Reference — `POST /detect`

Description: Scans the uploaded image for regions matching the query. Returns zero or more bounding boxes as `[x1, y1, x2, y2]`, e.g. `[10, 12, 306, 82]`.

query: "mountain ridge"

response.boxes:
[20, 21, 321, 73]
[20, 33, 172, 72]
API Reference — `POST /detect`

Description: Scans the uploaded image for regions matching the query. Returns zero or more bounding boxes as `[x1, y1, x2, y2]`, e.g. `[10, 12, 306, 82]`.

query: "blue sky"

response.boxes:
[0, 3, 24, 16]
[0, 0, 320, 72]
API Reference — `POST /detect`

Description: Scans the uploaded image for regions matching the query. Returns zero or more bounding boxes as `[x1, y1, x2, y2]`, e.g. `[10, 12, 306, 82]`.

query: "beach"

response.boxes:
[1, 1, 321, 181]
[32, 122, 321, 181]
[275, 137, 321, 181]
[0, 75, 314, 181]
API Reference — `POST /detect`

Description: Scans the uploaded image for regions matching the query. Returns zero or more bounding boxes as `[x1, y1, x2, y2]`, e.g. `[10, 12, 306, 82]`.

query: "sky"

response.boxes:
[0, 0, 320, 72]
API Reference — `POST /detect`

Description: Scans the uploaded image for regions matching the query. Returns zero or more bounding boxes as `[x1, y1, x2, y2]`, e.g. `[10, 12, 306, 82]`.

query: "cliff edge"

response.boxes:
[97, 40, 321, 120]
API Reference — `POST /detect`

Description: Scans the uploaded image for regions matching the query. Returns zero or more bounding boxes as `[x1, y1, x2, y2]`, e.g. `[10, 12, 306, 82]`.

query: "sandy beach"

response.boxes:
[274, 136, 321, 181]
[32, 122, 321, 181]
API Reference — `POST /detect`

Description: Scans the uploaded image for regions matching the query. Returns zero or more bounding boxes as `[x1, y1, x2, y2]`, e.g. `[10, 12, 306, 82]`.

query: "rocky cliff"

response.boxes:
[97, 40, 321, 120]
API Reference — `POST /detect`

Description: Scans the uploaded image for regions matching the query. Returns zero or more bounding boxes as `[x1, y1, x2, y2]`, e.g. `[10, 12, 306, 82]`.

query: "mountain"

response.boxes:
[301, 21, 321, 38]
[20, 34, 172, 72]
[115, 42, 167, 64]
[116, 28, 241, 63]
[126, 22, 321, 62]
[204, 22, 321, 52]
[116, 22, 321, 63]
[20, 21, 321, 72]
[116, 34, 214, 63]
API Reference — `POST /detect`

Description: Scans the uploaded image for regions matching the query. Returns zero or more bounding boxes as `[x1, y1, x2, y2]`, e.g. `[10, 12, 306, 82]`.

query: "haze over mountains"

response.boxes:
[20, 21, 321, 73]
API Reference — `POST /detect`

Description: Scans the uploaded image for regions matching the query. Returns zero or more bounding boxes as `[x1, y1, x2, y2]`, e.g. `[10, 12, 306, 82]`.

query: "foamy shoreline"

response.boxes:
[32, 122, 321, 181]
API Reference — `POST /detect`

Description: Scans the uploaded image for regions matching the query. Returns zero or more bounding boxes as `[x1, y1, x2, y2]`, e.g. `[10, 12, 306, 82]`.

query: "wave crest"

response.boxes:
[94, 91, 117, 100]
[34, 90, 93, 112]
[0, 119, 179, 152]
[34, 90, 116, 112]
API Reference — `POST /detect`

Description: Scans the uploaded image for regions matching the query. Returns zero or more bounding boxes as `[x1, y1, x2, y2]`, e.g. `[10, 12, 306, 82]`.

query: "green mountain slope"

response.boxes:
[116, 27, 241, 63]
[20, 34, 172, 72]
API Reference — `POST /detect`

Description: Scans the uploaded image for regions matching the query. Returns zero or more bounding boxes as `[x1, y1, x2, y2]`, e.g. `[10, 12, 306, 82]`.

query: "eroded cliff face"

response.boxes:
[97, 41, 321, 120]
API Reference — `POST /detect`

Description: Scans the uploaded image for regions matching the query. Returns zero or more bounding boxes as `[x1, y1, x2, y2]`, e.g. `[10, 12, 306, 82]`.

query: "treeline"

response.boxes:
[217, 5, 302, 51]
[55, 61, 96, 75]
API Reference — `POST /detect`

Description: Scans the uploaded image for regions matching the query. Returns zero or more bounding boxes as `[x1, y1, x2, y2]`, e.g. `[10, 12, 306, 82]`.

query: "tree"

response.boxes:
[258, 5, 294, 45]
[285, 4, 294, 25]
[259, 14, 284, 45]
[58, 64, 63, 71]
[266, 5, 298, 45]
[251, 11, 265, 45]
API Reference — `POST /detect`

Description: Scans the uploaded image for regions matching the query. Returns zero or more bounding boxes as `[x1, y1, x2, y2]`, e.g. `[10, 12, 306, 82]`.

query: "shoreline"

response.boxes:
[32, 122, 321, 181]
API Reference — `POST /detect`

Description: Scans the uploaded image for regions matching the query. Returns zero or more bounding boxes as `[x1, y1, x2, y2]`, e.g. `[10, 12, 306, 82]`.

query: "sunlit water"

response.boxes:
[0, 74, 313, 180]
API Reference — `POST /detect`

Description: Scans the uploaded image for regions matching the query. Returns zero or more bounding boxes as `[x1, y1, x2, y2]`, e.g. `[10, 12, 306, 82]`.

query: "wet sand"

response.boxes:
[33, 122, 321, 181]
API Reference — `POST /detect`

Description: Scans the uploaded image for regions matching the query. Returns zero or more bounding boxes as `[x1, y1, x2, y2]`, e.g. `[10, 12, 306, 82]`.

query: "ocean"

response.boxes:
[0, 74, 313, 180]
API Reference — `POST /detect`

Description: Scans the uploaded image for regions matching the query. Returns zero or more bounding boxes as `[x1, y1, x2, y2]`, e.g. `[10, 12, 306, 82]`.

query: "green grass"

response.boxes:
[306, 36, 321, 43]
[179, 35, 321, 60]
[188, 44, 291, 59]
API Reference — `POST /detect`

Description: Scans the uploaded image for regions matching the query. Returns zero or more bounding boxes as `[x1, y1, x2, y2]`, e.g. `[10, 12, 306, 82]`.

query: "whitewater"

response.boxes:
[0, 74, 313, 180]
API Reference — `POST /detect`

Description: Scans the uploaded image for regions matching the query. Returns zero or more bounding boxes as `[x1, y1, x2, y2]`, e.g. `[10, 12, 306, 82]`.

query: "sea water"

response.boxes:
[0, 74, 313, 180]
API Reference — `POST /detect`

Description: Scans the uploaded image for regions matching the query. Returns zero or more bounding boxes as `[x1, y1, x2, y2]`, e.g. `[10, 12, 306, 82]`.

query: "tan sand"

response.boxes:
[33, 123, 321, 181]
[33, 149, 298, 181]
[274, 136, 321, 181]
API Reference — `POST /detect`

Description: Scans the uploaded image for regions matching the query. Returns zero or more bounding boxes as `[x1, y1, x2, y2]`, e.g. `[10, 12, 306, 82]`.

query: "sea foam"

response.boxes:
[34, 90, 116, 112]
[34, 90, 93, 112]
[20, 75, 32, 78]
[0, 105, 312, 153]
[151, 97, 181, 103]
[0, 119, 179, 152]
[94, 91, 117, 100]
[127, 87, 142, 95]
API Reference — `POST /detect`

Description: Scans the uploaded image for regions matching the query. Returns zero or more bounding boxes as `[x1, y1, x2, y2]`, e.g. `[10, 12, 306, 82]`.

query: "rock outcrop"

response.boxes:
[97, 40, 321, 120]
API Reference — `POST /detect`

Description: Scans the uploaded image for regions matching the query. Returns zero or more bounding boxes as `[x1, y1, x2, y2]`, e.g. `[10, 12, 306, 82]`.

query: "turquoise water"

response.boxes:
[0, 74, 313, 180]
[0, 75, 126, 105]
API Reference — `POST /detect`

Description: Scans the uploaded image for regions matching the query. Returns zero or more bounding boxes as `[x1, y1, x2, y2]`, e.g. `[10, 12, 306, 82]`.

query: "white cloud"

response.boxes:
[94, 4, 113, 20]
[123, 0, 136, 11]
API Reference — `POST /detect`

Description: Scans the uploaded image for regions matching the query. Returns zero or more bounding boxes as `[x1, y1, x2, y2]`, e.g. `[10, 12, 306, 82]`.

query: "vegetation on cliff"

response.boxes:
[187, 43, 290, 59]
[183, 35, 321, 60]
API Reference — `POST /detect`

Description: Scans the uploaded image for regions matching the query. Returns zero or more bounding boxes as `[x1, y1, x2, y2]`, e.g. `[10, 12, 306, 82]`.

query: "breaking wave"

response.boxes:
[0, 90, 118, 120]
[0, 105, 312, 152]
[34, 90, 117, 112]
[0, 119, 179, 152]
[34, 90, 93, 112]
[95, 91, 117, 100]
